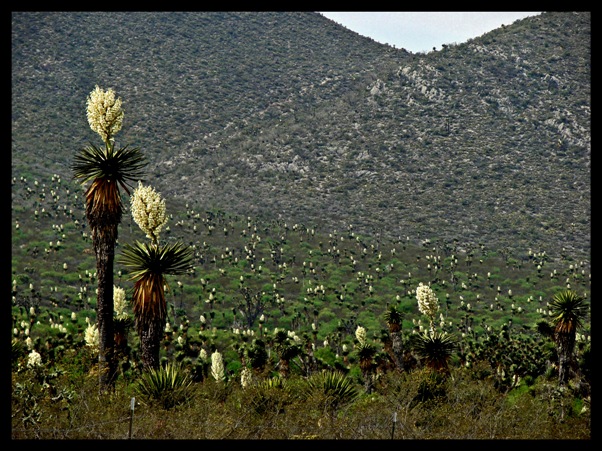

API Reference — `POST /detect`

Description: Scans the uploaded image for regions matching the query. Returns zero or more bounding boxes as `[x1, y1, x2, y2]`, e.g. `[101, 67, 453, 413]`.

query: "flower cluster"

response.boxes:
[240, 367, 253, 389]
[113, 285, 129, 320]
[211, 350, 225, 382]
[355, 325, 367, 345]
[416, 282, 439, 325]
[86, 85, 124, 144]
[27, 349, 42, 368]
[130, 182, 167, 243]
[84, 320, 99, 349]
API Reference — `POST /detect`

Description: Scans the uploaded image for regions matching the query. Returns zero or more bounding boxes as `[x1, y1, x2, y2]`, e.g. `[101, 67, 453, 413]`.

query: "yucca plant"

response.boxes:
[355, 341, 377, 393]
[549, 290, 589, 385]
[72, 86, 146, 390]
[410, 331, 455, 375]
[271, 330, 303, 378]
[11, 339, 25, 369]
[301, 370, 359, 412]
[383, 305, 404, 371]
[119, 240, 193, 370]
[133, 361, 194, 410]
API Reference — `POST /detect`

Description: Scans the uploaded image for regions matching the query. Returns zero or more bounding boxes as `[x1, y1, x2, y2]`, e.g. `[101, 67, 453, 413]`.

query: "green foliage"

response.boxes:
[412, 368, 448, 406]
[246, 376, 293, 415]
[133, 361, 194, 409]
[300, 370, 359, 410]
[410, 332, 456, 373]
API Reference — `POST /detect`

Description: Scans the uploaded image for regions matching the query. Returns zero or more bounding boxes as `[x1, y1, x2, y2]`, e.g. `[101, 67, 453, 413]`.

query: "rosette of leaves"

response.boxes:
[300, 370, 359, 412]
[133, 361, 194, 409]
[410, 331, 455, 375]
[118, 240, 193, 369]
[549, 290, 589, 385]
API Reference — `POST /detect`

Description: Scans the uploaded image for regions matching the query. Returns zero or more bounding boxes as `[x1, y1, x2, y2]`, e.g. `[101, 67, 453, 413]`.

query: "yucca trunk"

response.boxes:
[390, 330, 405, 372]
[139, 321, 164, 370]
[278, 358, 290, 378]
[556, 332, 576, 385]
[133, 273, 167, 370]
[359, 358, 374, 393]
[93, 237, 117, 388]
[87, 179, 121, 391]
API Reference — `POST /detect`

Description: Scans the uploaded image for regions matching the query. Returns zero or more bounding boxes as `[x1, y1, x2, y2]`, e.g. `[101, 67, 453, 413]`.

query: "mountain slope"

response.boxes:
[11, 11, 590, 261]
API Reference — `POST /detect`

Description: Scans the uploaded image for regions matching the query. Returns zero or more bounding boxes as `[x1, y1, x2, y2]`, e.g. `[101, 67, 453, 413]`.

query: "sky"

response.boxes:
[319, 12, 543, 53]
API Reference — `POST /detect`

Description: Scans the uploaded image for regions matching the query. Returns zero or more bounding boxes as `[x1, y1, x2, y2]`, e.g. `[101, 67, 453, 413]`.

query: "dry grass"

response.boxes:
[11, 363, 590, 440]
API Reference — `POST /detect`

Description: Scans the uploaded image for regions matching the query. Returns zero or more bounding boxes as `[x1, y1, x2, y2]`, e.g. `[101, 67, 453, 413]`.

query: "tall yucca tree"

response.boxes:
[384, 305, 405, 371]
[118, 182, 193, 369]
[72, 86, 146, 390]
[549, 290, 588, 385]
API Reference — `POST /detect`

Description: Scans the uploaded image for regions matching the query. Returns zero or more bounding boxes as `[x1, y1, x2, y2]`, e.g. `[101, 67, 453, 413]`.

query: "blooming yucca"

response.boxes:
[355, 326, 367, 345]
[73, 85, 146, 390]
[27, 349, 42, 368]
[86, 85, 124, 144]
[113, 285, 129, 320]
[130, 182, 167, 244]
[211, 350, 226, 382]
[85, 322, 99, 349]
[240, 367, 253, 389]
[416, 282, 439, 331]
[199, 348, 208, 361]
[119, 184, 192, 369]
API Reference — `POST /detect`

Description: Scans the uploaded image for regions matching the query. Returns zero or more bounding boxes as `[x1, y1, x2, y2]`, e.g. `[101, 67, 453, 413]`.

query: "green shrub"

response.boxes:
[300, 370, 359, 411]
[133, 361, 194, 410]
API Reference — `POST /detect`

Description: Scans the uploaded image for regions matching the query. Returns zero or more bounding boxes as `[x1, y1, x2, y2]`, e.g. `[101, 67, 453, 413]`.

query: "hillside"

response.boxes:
[11, 11, 591, 262]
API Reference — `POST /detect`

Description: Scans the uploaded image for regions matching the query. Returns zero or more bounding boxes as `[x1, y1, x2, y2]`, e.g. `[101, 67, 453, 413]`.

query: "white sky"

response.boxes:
[320, 12, 543, 53]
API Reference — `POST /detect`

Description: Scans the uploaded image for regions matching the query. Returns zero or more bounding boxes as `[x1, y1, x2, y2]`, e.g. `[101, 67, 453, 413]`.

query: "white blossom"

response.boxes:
[355, 326, 367, 345]
[130, 182, 167, 243]
[211, 350, 226, 382]
[86, 85, 124, 143]
[84, 323, 99, 349]
[27, 350, 42, 368]
[113, 285, 129, 320]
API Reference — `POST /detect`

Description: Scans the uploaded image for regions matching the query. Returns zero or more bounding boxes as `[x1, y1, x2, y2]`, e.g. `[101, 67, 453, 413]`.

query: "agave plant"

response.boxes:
[248, 376, 291, 415]
[133, 361, 193, 409]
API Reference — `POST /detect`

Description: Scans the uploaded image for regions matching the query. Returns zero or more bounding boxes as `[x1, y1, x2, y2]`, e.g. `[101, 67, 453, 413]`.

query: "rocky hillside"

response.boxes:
[11, 11, 590, 261]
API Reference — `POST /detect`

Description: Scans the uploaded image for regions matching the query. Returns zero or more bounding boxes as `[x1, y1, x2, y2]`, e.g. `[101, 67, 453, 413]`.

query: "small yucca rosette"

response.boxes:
[131, 182, 167, 243]
[86, 85, 124, 144]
